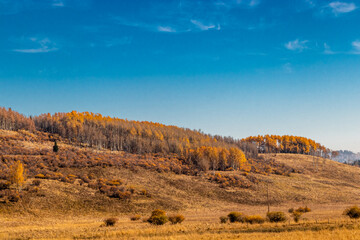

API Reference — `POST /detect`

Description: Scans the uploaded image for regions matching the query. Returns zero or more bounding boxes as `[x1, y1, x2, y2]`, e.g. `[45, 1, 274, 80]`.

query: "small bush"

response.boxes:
[244, 215, 265, 224]
[344, 206, 360, 219]
[130, 215, 141, 221]
[104, 217, 118, 226]
[303, 206, 311, 213]
[228, 212, 244, 223]
[147, 209, 168, 225]
[0, 180, 10, 190]
[291, 211, 303, 223]
[288, 208, 294, 213]
[168, 214, 185, 224]
[147, 215, 168, 225]
[266, 212, 287, 223]
[220, 216, 228, 223]
[32, 179, 41, 186]
[0, 190, 21, 202]
[296, 206, 311, 213]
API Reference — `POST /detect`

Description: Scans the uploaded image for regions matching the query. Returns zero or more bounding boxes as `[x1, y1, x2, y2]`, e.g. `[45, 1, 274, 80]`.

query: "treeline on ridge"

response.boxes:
[0, 107, 335, 171]
[0, 107, 250, 171]
[241, 135, 332, 158]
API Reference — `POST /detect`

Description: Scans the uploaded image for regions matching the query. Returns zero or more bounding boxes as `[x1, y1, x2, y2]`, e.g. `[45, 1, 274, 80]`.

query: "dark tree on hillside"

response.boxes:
[53, 140, 59, 153]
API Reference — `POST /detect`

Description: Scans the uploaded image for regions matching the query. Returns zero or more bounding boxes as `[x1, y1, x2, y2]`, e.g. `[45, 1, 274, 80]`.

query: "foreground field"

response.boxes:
[1, 205, 359, 240]
[1, 217, 359, 240]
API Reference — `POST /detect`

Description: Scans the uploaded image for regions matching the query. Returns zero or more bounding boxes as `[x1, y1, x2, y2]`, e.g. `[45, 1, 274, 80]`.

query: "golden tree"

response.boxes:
[9, 160, 25, 190]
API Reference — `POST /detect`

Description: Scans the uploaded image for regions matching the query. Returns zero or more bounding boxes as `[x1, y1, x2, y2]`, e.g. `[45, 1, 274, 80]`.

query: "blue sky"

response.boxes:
[1, 0, 360, 152]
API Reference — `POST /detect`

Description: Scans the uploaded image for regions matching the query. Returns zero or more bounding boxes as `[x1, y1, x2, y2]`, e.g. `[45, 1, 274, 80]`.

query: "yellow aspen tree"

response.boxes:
[9, 160, 25, 190]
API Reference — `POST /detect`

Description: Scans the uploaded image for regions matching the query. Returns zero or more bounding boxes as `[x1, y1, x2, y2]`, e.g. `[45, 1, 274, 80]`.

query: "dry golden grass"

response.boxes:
[2, 135, 360, 240]
[0, 213, 359, 240]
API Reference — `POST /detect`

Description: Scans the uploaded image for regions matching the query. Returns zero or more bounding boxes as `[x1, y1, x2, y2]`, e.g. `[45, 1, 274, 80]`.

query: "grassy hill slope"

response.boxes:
[1, 129, 360, 219]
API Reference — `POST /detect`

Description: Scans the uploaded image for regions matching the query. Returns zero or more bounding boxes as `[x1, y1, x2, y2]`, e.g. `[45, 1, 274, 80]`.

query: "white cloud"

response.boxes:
[352, 40, 360, 54]
[285, 39, 308, 51]
[329, 1, 356, 14]
[52, 0, 65, 7]
[112, 0, 262, 33]
[190, 20, 220, 31]
[13, 37, 58, 53]
[157, 26, 177, 33]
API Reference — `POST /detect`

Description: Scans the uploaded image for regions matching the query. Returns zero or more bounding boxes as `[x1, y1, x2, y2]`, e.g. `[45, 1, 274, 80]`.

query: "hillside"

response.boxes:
[1, 127, 360, 239]
[1, 107, 360, 223]
[1, 128, 360, 219]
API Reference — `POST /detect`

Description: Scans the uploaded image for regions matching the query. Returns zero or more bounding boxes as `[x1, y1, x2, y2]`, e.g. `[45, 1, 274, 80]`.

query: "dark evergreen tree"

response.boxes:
[53, 140, 59, 153]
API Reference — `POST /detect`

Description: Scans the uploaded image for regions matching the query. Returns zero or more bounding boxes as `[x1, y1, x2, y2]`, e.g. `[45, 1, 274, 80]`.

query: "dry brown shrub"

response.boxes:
[228, 212, 244, 223]
[147, 209, 168, 225]
[168, 214, 185, 224]
[130, 215, 141, 221]
[104, 217, 118, 226]
[267, 212, 287, 223]
[220, 216, 228, 223]
[244, 215, 265, 224]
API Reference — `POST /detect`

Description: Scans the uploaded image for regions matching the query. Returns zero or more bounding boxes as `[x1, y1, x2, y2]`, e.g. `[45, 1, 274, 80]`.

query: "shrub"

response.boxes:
[147, 215, 168, 225]
[296, 206, 311, 213]
[228, 212, 244, 223]
[1, 190, 21, 202]
[244, 215, 265, 224]
[220, 216, 228, 223]
[130, 215, 141, 221]
[266, 212, 287, 223]
[288, 208, 294, 213]
[104, 217, 118, 226]
[0, 180, 10, 190]
[32, 179, 41, 186]
[147, 209, 168, 225]
[303, 206, 311, 213]
[168, 214, 185, 224]
[291, 211, 303, 223]
[344, 206, 360, 219]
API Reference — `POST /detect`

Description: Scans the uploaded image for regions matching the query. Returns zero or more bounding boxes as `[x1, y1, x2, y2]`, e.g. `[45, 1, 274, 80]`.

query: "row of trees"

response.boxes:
[187, 146, 247, 171]
[241, 135, 332, 158]
[0, 107, 35, 132]
[32, 111, 237, 155]
[0, 108, 249, 171]
[0, 107, 336, 171]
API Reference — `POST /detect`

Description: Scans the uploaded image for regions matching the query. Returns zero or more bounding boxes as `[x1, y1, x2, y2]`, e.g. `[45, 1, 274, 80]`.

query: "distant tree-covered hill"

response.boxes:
[333, 150, 360, 163]
[0, 107, 338, 171]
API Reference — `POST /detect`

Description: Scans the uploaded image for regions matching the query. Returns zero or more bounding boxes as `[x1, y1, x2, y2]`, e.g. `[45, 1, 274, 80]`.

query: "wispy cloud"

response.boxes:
[52, 0, 65, 7]
[323, 43, 335, 54]
[328, 1, 356, 14]
[351, 40, 360, 54]
[12, 37, 58, 53]
[157, 26, 177, 33]
[190, 20, 220, 31]
[285, 39, 308, 51]
[0, 0, 91, 15]
[112, 0, 264, 34]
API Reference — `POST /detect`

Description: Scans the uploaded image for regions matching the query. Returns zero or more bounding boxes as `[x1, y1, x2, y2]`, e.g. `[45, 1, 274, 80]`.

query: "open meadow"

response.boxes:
[1, 205, 360, 240]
